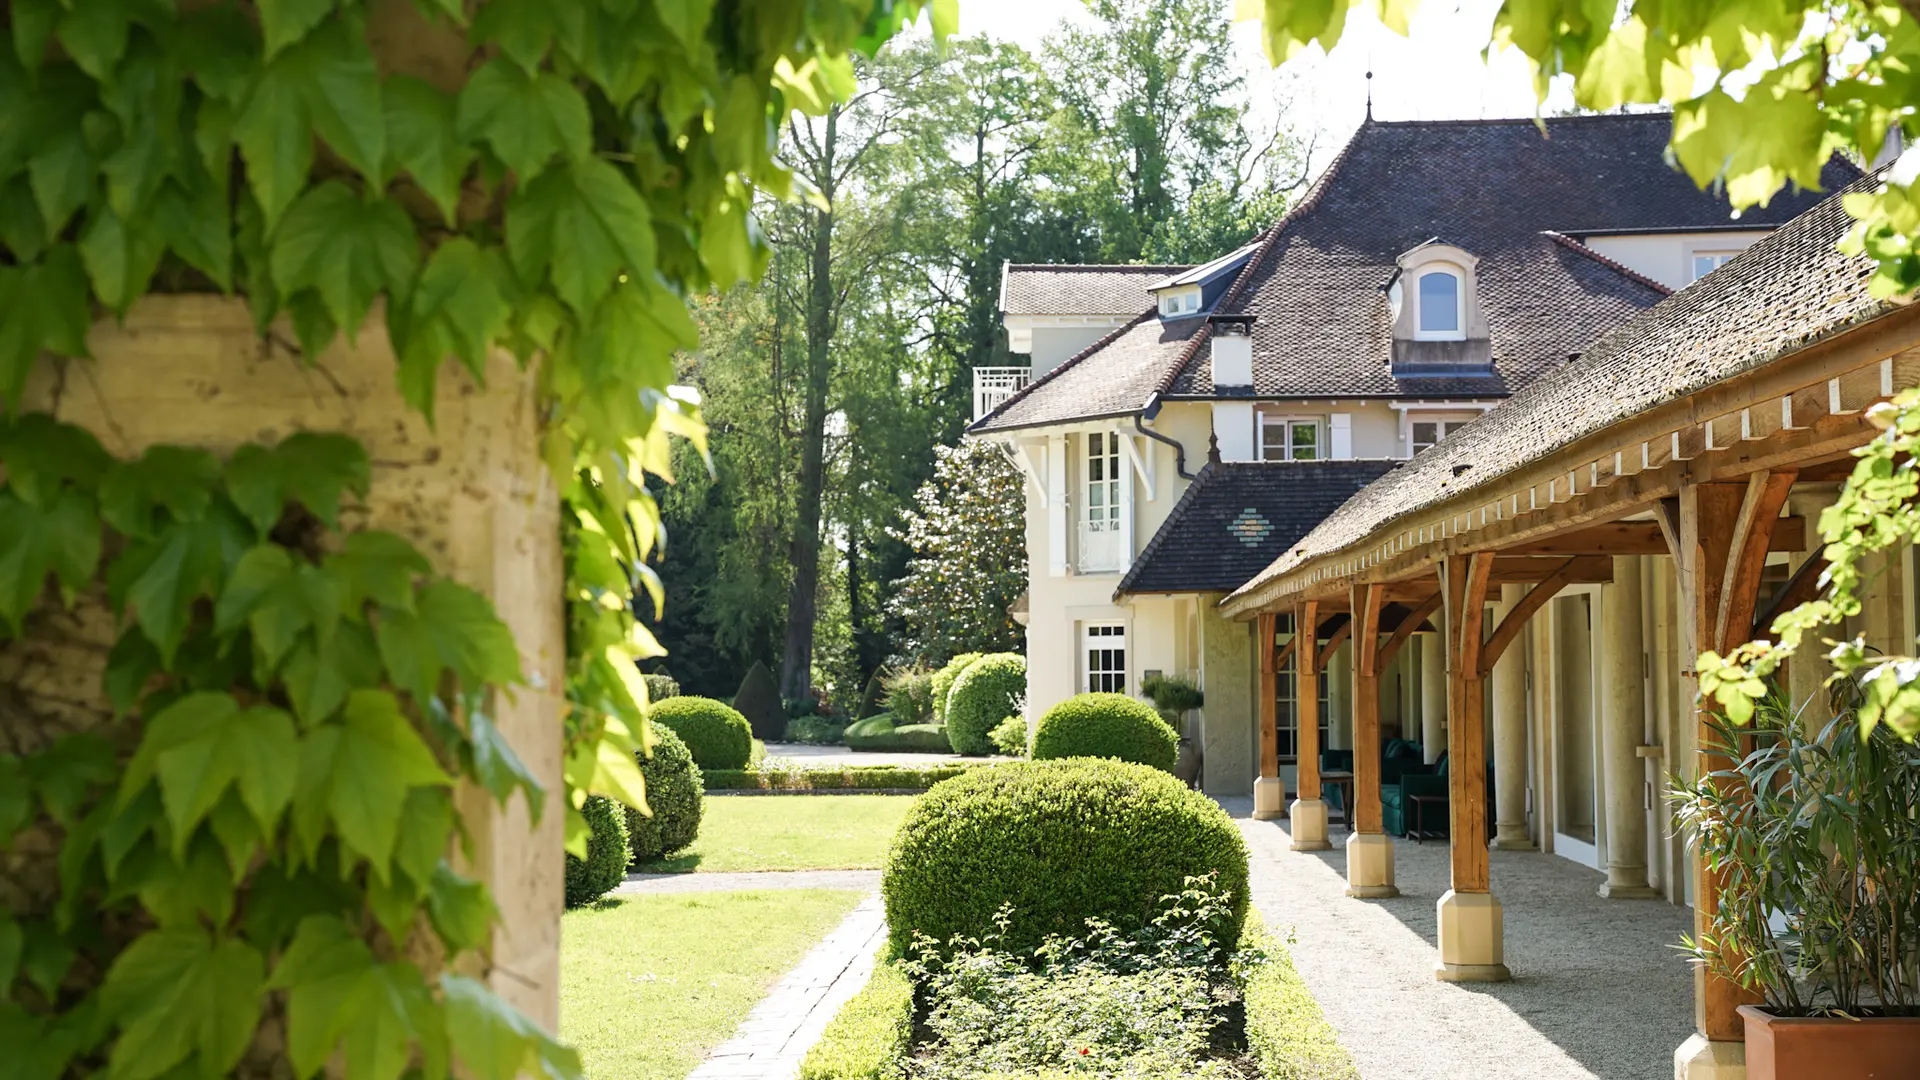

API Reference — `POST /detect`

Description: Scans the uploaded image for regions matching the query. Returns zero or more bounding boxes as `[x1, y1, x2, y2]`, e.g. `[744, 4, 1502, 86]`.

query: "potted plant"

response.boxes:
[1144, 674, 1206, 789]
[1672, 686, 1920, 1079]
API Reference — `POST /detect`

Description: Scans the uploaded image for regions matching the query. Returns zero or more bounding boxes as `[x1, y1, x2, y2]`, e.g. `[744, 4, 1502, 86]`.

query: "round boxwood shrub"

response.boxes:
[565, 795, 631, 907]
[642, 672, 680, 703]
[1031, 692, 1178, 772]
[626, 726, 704, 863]
[882, 759, 1248, 955]
[945, 653, 1026, 755]
[930, 652, 983, 724]
[651, 696, 753, 770]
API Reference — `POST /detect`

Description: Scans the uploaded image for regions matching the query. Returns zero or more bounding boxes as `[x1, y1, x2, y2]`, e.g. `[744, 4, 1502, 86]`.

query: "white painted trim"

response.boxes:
[1329, 413, 1352, 459]
[1553, 832, 1601, 870]
[1012, 441, 1047, 507]
[1120, 432, 1155, 502]
[1046, 433, 1068, 578]
[1411, 265, 1468, 341]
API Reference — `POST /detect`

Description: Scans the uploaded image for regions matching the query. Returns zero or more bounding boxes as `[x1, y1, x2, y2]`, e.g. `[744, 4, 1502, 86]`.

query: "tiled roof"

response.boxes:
[974, 114, 1859, 435]
[1231, 166, 1895, 604]
[1116, 458, 1402, 595]
[1000, 262, 1189, 316]
[972, 311, 1200, 431]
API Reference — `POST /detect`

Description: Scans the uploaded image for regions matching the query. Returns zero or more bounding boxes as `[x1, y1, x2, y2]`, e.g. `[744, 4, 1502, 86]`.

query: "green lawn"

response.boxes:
[643, 794, 915, 873]
[561, 889, 865, 1080]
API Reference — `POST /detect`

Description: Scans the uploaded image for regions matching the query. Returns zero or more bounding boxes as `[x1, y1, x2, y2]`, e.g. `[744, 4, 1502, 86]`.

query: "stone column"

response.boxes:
[1599, 556, 1658, 898]
[1419, 632, 1448, 763]
[1491, 584, 1533, 850]
[1199, 597, 1255, 798]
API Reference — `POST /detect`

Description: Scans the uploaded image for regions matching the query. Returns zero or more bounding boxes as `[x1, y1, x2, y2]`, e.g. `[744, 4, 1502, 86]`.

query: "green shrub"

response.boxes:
[626, 726, 703, 863]
[882, 759, 1248, 955]
[846, 722, 952, 754]
[786, 715, 847, 745]
[1030, 693, 1178, 772]
[844, 713, 894, 740]
[733, 661, 786, 740]
[1141, 674, 1203, 721]
[988, 716, 1028, 757]
[564, 795, 631, 907]
[703, 764, 975, 792]
[642, 672, 680, 703]
[798, 951, 914, 1080]
[651, 696, 754, 770]
[856, 672, 886, 719]
[931, 652, 984, 724]
[1238, 919, 1360, 1080]
[946, 653, 1024, 755]
[882, 664, 935, 725]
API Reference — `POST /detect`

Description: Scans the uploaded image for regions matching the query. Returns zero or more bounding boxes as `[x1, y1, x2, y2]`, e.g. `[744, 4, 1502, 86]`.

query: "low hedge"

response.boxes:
[564, 795, 631, 908]
[1030, 692, 1178, 772]
[626, 726, 703, 863]
[882, 758, 1248, 955]
[703, 764, 975, 792]
[945, 653, 1025, 755]
[845, 721, 952, 754]
[797, 950, 913, 1080]
[651, 695, 754, 770]
[844, 713, 894, 739]
[1238, 918, 1360, 1079]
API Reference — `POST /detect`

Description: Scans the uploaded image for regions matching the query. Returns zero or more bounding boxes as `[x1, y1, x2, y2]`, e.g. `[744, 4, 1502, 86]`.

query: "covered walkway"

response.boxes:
[1231, 805, 1693, 1080]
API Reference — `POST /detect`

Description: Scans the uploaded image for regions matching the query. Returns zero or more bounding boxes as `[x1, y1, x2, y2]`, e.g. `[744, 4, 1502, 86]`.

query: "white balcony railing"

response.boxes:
[1078, 520, 1124, 573]
[973, 366, 1032, 421]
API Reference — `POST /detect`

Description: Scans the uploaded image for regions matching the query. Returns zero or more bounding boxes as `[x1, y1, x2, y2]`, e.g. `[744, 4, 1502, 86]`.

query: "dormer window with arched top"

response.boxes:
[1415, 268, 1462, 338]
[1389, 240, 1488, 375]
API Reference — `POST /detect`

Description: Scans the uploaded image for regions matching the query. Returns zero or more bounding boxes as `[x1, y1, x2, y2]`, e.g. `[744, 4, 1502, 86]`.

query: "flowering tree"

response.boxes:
[888, 442, 1028, 662]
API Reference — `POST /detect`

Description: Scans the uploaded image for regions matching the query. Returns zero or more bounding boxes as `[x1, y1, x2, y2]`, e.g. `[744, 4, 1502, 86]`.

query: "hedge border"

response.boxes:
[797, 949, 912, 1080]
[704, 764, 980, 792]
[1237, 918, 1360, 1080]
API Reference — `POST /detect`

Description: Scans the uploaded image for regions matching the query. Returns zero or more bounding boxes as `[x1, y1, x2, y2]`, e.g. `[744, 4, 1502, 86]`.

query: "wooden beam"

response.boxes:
[1457, 553, 1494, 677]
[1296, 599, 1322, 804]
[1350, 583, 1385, 836]
[1354, 584, 1383, 679]
[1268, 635, 1297, 674]
[1753, 549, 1828, 639]
[1376, 592, 1443, 671]
[1503, 518, 1804, 557]
[1318, 618, 1353, 669]
[1258, 612, 1278, 783]
[1475, 557, 1606, 677]
[1440, 553, 1495, 895]
[1715, 470, 1798, 651]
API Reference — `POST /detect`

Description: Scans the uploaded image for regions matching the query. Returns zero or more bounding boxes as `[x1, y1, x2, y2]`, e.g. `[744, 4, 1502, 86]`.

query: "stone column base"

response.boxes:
[1344, 831, 1399, 898]
[1252, 776, 1286, 821]
[1673, 1033, 1744, 1080]
[1434, 889, 1510, 982]
[1490, 827, 1535, 851]
[1599, 878, 1661, 899]
[1288, 798, 1330, 850]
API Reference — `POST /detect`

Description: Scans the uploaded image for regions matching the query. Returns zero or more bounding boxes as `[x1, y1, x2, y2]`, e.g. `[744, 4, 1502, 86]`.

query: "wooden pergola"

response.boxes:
[1224, 288, 1920, 1070]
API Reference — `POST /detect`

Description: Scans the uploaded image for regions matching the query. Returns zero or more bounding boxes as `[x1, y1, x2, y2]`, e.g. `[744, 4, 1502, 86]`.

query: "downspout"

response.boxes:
[1136, 394, 1196, 481]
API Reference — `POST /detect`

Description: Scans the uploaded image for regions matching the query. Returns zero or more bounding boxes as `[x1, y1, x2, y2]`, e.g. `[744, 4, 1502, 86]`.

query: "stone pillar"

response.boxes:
[18, 298, 567, 1028]
[1327, 644, 1351, 751]
[1491, 584, 1533, 850]
[1599, 557, 1658, 898]
[1419, 632, 1447, 763]
[1198, 597, 1255, 798]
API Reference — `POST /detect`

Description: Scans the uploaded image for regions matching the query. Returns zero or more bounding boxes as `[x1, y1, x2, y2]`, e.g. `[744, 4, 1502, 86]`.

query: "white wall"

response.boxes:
[1579, 230, 1772, 291]
[1005, 316, 1133, 375]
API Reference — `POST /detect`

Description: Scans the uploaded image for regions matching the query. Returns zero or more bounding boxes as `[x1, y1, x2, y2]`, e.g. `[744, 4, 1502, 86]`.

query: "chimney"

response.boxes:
[1209, 313, 1255, 388]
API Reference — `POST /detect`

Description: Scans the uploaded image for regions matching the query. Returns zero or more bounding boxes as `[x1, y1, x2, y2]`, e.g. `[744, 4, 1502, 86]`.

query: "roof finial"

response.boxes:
[1364, 70, 1373, 121]
[1207, 431, 1222, 465]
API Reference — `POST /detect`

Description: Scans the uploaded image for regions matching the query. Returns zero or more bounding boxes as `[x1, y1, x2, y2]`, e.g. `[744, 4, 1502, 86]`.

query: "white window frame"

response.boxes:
[1689, 250, 1739, 282]
[1413, 267, 1466, 341]
[1156, 286, 1202, 318]
[1082, 622, 1128, 694]
[1403, 411, 1479, 457]
[1259, 415, 1323, 462]
[1079, 432, 1126, 573]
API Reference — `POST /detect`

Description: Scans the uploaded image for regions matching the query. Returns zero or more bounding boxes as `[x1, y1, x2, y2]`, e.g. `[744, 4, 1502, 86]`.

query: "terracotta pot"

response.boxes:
[1739, 1004, 1920, 1080]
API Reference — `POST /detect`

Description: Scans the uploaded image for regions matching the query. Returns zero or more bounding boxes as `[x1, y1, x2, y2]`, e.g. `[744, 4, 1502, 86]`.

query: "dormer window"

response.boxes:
[1415, 269, 1462, 338]
[1157, 287, 1201, 317]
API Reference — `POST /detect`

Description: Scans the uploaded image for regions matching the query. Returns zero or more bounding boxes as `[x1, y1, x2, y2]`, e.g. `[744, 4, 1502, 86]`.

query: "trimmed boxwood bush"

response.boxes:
[882, 758, 1248, 955]
[642, 672, 680, 703]
[564, 795, 631, 907]
[845, 721, 952, 753]
[988, 715, 1028, 757]
[733, 661, 786, 740]
[945, 652, 1025, 755]
[1031, 692, 1178, 772]
[1238, 918, 1360, 1079]
[651, 696, 754, 770]
[930, 652, 984, 724]
[626, 726, 703, 863]
[703, 764, 974, 791]
[798, 951, 913, 1080]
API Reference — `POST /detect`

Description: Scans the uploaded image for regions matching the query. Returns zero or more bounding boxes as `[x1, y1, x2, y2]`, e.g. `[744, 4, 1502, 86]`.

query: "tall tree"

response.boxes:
[888, 442, 1030, 662]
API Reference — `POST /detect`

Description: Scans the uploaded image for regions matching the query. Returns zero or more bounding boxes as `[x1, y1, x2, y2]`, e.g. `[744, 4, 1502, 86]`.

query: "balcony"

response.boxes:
[973, 366, 1032, 421]
[1078, 519, 1124, 574]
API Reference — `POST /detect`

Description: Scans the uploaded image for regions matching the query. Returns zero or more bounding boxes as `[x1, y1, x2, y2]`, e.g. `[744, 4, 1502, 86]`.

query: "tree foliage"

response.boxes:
[887, 442, 1028, 664]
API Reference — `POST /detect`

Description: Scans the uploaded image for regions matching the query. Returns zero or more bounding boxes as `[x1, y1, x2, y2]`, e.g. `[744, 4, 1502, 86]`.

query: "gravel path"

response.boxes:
[617, 869, 883, 895]
[687, 894, 888, 1080]
[1232, 804, 1694, 1080]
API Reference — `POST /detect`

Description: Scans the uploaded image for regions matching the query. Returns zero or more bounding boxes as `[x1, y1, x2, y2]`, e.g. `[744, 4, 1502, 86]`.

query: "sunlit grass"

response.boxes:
[642, 794, 915, 872]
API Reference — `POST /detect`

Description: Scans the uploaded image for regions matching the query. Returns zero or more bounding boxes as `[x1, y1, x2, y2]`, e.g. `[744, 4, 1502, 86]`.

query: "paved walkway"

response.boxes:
[686, 894, 889, 1080]
[617, 869, 882, 895]
[762, 742, 1002, 768]
[1226, 799, 1694, 1080]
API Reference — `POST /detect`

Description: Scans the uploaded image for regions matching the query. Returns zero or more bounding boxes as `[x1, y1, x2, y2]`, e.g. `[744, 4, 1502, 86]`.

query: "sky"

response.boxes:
[953, 0, 1576, 166]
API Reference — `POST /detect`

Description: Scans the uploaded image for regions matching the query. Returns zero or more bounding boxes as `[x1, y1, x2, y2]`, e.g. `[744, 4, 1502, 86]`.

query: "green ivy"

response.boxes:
[0, 0, 950, 1076]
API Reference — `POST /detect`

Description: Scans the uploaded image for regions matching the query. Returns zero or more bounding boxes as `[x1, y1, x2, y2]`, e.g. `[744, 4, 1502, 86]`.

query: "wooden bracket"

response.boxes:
[1475, 556, 1608, 677]
[1377, 592, 1443, 671]
[1715, 470, 1797, 651]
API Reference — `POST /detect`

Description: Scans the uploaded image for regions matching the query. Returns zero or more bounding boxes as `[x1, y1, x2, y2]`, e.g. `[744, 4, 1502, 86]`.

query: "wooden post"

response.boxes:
[1290, 599, 1331, 850]
[1345, 583, 1398, 898]
[1676, 472, 1792, 1065]
[1435, 552, 1507, 981]
[1253, 611, 1285, 821]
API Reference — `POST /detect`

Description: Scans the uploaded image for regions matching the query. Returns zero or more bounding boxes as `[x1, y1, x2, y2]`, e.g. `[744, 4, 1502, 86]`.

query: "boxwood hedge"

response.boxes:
[564, 795, 631, 907]
[650, 695, 754, 770]
[882, 759, 1248, 955]
[1030, 692, 1178, 772]
[944, 653, 1025, 756]
[626, 726, 703, 863]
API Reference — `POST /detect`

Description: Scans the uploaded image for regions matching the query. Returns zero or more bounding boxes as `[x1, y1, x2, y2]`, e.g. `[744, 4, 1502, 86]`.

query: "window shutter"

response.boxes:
[1330, 413, 1353, 459]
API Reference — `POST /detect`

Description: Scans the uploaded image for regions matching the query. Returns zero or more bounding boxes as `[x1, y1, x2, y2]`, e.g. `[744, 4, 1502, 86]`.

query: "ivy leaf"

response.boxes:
[442, 973, 582, 1080]
[455, 58, 588, 183]
[271, 181, 420, 343]
[123, 508, 249, 664]
[258, 0, 336, 58]
[282, 619, 382, 728]
[0, 412, 111, 506]
[466, 708, 542, 813]
[134, 833, 237, 928]
[425, 864, 494, 955]
[391, 786, 453, 887]
[27, 129, 91, 236]
[505, 158, 656, 317]
[272, 916, 435, 1080]
[11, 0, 57, 70]
[78, 207, 166, 313]
[376, 579, 523, 704]
[153, 181, 234, 291]
[99, 446, 222, 538]
[104, 627, 163, 715]
[0, 913, 20, 993]
[226, 432, 371, 533]
[0, 246, 91, 406]
[391, 238, 513, 414]
[55, 0, 130, 80]
[0, 177, 47, 262]
[294, 689, 451, 874]
[383, 75, 472, 225]
[122, 691, 300, 846]
[235, 19, 385, 227]
[469, 0, 557, 71]
[330, 531, 431, 613]
[100, 929, 264, 1080]
[20, 929, 73, 999]
[0, 487, 102, 631]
